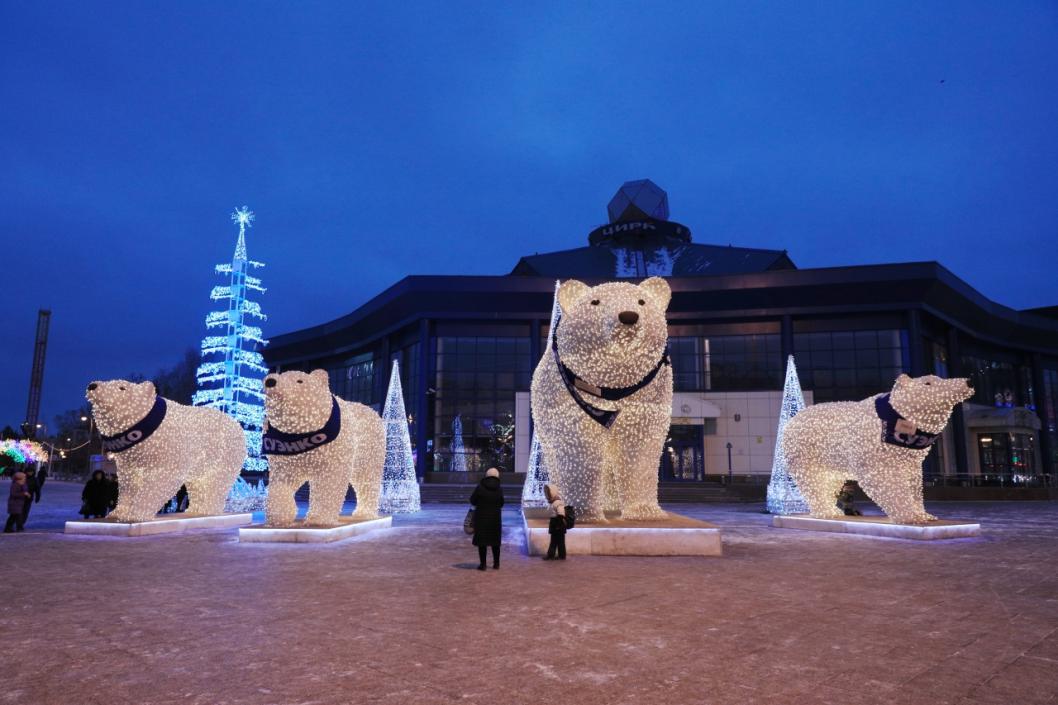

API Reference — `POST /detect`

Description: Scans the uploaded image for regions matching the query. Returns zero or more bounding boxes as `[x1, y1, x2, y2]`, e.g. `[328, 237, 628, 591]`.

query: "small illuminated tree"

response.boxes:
[522, 280, 561, 508]
[193, 206, 269, 472]
[766, 355, 810, 514]
[450, 414, 468, 472]
[379, 362, 421, 513]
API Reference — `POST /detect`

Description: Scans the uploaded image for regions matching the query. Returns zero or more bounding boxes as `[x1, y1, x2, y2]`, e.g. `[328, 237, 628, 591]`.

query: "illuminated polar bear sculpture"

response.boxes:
[531, 277, 673, 522]
[86, 379, 246, 522]
[262, 369, 385, 526]
[781, 374, 972, 524]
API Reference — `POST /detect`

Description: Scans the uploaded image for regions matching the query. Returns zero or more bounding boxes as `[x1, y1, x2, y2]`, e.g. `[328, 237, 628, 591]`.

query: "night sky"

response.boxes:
[2, 2, 1057, 430]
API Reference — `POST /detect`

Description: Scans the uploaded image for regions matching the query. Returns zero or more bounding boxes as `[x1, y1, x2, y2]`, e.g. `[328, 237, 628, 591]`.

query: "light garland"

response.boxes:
[522, 281, 561, 509]
[225, 475, 268, 513]
[766, 355, 810, 515]
[192, 206, 269, 472]
[450, 414, 468, 472]
[1, 439, 49, 465]
[86, 379, 246, 522]
[262, 369, 385, 526]
[379, 362, 421, 513]
[530, 277, 673, 522]
[781, 374, 973, 524]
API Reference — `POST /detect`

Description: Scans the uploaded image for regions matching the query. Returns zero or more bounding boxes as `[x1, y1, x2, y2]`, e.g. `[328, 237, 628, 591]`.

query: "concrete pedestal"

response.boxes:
[64, 513, 253, 537]
[238, 515, 392, 543]
[772, 514, 981, 540]
[523, 511, 722, 556]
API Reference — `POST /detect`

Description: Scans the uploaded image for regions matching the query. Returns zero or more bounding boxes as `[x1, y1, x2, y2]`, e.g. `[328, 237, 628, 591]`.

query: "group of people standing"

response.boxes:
[80, 470, 118, 518]
[467, 468, 572, 570]
[4, 466, 45, 533]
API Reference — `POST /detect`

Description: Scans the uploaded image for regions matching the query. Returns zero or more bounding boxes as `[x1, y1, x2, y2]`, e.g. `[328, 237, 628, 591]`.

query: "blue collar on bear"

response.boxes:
[875, 393, 939, 450]
[551, 318, 670, 428]
[100, 396, 167, 453]
[262, 396, 342, 456]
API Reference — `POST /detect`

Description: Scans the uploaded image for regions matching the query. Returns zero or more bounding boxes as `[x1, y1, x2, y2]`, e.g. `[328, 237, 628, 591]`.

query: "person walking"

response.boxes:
[470, 467, 504, 571]
[34, 466, 46, 502]
[5, 471, 32, 533]
[543, 484, 567, 561]
[81, 471, 111, 519]
[21, 468, 39, 528]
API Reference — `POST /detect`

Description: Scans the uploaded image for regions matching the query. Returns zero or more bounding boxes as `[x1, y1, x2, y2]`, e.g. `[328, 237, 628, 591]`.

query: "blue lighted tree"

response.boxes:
[766, 355, 809, 514]
[522, 280, 561, 508]
[193, 206, 269, 472]
[450, 414, 468, 472]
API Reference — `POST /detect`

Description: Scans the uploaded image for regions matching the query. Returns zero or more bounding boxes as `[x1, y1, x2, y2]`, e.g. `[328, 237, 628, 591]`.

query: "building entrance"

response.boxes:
[659, 424, 705, 481]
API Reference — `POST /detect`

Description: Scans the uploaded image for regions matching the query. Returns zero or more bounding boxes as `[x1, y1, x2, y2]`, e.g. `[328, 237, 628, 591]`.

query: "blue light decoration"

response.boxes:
[766, 354, 810, 514]
[522, 280, 561, 508]
[379, 361, 421, 513]
[450, 414, 468, 472]
[192, 206, 269, 472]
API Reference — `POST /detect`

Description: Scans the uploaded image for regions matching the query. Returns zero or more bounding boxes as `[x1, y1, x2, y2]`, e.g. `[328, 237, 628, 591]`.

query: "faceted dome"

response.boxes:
[607, 179, 670, 223]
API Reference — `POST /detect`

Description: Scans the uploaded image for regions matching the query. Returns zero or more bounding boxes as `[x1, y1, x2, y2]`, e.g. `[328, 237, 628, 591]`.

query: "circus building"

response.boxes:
[265, 180, 1058, 499]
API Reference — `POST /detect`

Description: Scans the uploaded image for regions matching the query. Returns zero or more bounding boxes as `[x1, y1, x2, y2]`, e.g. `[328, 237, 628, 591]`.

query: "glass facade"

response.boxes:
[793, 329, 909, 402]
[433, 336, 531, 472]
[962, 355, 1035, 409]
[977, 433, 1037, 478]
[330, 352, 378, 407]
[1043, 368, 1058, 474]
[669, 334, 782, 391]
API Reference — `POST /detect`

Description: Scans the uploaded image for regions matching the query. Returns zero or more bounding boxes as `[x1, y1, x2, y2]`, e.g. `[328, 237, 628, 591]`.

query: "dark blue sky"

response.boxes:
[2, 2, 1057, 430]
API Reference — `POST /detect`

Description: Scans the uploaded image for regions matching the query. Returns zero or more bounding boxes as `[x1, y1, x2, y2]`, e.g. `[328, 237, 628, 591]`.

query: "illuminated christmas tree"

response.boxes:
[193, 206, 269, 472]
[522, 280, 561, 508]
[379, 362, 420, 513]
[450, 414, 468, 472]
[766, 355, 810, 514]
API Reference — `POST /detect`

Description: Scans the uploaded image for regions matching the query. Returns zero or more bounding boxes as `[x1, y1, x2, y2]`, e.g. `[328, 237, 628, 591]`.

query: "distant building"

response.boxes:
[266, 180, 1058, 486]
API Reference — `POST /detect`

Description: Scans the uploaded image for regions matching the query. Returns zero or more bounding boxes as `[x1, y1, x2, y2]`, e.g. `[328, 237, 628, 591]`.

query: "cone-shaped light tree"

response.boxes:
[450, 414, 468, 472]
[766, 355, 810, 514]
[192, 207, 269, 472]
[522, 280, 561, 508]
[379, 361, 421, 513]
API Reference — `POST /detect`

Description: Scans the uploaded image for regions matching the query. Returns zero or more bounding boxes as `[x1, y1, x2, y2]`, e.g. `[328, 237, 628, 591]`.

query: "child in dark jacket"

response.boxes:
[543, 484, 567, 560]
[5, 471, 33, 533]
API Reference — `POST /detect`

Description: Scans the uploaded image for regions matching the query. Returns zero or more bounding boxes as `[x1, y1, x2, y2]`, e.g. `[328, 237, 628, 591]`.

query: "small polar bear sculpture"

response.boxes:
[531, 277, 673, 522]
[781, 374, 973, 524]
[86, 379, 246, 522]
[262, 369, 385, 526]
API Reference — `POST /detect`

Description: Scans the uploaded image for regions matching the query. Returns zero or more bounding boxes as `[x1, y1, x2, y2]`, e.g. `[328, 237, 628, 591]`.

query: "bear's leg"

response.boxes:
[858, 462, 933, 524]
[545, 425, 609, 523]
[265, 476, 301, 526]
[183, 454, 241, 516]
[305, 472, 348, 526]
[350, 433, 385, 520]
[797, 468, 846, 519]
[110, 466, 179, 523]
[610, 407, 667, 521]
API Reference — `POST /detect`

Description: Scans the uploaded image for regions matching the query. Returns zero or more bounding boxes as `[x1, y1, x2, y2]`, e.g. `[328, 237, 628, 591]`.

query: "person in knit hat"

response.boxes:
[470, 467, 504, 570]
[543, 484, 567, 560]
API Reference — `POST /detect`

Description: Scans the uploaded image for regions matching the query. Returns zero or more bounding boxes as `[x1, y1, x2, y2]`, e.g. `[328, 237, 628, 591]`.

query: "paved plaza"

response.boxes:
[2, 481, 1057, 705]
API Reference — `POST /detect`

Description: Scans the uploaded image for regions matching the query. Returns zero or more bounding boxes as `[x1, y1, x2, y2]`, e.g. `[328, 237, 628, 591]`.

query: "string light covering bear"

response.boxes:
[262, 369, 385, 526]
[86, 379, 246, 522]
[531, 277, 673, 522]
[781, 374, 972, 524]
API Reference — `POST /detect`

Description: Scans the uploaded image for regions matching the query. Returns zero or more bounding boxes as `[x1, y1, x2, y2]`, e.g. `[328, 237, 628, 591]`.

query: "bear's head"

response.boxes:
[889, 374, 973, 433]
[555, 277, 671, 387]
[85, 379, 158, 435]
[263, 369, 333, 433]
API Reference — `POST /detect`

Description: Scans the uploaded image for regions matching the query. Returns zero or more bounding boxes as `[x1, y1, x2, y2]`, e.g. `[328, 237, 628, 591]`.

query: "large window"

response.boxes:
[978, 433, 1037, 478]
[330, 352, 377, 407]
[962, 355, 1035, 409]
[433, 336, 531, 472]
[669, 334, 781, 391]
[1043, 368, 1058, 475]
[793, 329, 908, 402]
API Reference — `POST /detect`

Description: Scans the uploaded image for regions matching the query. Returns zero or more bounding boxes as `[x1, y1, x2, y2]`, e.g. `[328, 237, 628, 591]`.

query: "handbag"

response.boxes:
[463, 508, 475, 535]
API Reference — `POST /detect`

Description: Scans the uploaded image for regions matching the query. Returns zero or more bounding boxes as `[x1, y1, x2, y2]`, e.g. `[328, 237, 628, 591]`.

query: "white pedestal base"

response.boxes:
[772, 514, 981, 540]
[238, 516, 392, 543]
[64, 513, 253, 537]
[523, 511, 722, 556]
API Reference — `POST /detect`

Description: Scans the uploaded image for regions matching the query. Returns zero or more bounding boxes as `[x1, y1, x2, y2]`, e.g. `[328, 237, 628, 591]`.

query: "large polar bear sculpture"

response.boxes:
[86, 379, 245, 522]
[262, 369, 385, 526]
[782, 374, 972, 524]
[531, 277, 673, 522]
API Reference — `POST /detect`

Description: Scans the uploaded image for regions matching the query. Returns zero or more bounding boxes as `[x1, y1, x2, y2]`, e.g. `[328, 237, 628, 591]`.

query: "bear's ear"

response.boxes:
[309, 369, 330, 387]
[639, 276, 671, 310]
[558, 279, 591, 312]
[893, 373, 911, 390]
[140, 380, 157, 397]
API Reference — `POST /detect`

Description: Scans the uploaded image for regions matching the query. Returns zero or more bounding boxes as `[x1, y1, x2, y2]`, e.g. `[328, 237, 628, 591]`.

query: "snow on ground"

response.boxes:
[2, 480, 1057, 704]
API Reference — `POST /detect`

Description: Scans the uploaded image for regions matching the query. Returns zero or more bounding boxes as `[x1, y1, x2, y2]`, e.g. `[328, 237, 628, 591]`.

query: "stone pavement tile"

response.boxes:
[961, 655, 1058, 704]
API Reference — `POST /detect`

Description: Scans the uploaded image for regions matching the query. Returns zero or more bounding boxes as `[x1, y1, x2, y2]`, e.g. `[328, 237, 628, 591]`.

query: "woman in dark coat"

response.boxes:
[81, 470, 110, 518]
[470, 467, 504, 571]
